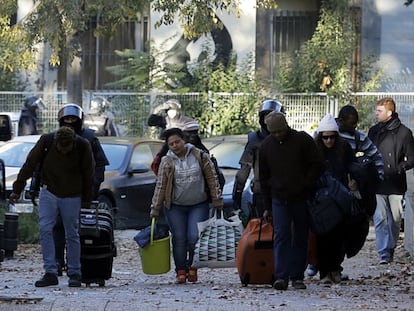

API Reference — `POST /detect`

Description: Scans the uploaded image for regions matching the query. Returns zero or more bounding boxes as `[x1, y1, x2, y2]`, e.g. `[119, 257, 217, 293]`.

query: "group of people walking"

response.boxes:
[247, 97, 413, 290]
[7, 96, 414, 290]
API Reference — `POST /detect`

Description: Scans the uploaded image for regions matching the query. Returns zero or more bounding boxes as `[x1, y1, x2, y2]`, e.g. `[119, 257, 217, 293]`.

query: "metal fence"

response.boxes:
[1, 91, 414, 137]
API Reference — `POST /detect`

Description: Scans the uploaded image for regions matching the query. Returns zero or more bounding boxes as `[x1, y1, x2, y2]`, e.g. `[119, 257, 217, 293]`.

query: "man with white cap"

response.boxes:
[259, 111, 324, 290]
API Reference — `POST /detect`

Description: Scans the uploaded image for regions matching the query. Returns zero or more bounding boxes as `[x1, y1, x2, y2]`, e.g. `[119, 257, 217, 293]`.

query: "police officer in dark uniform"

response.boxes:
[83, 96, 118, 136]
[18, 96, 45, 136]
[53, 103, 109, 275]
[232, 99, 285, 219]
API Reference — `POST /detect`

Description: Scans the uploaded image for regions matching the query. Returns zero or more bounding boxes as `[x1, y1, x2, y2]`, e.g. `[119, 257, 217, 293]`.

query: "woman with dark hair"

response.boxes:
[150, 128, 223, 284]
[313, 113, 358, 285]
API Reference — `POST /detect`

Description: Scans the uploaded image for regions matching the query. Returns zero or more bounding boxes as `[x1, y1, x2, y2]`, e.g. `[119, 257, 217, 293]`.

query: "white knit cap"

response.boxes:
[317, 113, 338, 133]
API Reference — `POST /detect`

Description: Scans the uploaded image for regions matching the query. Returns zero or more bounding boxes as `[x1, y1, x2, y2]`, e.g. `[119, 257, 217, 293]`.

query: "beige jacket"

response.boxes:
[150, 146, 223, 217]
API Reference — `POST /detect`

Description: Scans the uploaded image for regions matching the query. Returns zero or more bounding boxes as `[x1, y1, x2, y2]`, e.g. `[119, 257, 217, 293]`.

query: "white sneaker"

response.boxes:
[306, 264, 318, 277]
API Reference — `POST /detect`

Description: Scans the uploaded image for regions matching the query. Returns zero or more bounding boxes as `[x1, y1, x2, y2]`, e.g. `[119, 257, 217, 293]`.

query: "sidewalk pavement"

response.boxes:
[1, 226, 413, 311]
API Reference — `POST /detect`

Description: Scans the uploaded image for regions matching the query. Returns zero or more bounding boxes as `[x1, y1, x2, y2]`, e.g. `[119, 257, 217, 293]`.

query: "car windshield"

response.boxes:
[209, 141, 244, 169]
[101, 143, 128, 170]
[0, 142, 35, 167]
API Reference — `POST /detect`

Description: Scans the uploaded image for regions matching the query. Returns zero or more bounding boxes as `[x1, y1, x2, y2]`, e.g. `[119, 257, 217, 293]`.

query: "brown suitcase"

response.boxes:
[236, 218, 274, 286]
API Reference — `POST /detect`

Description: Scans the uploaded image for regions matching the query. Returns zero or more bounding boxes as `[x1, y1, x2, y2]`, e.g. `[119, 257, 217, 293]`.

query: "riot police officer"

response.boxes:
[232, 99, 285, 219]
[18, 96, 45, 136]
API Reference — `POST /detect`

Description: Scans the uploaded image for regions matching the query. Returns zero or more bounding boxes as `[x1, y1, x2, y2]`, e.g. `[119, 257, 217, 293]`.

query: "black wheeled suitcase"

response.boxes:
[79, 203, 117, 286]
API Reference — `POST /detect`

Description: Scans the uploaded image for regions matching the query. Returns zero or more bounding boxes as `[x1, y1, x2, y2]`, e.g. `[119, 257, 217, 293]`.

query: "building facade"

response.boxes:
[15, 0, 414, 95]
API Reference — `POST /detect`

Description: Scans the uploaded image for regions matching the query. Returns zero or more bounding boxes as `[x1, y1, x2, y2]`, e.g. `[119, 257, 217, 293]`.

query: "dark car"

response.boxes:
[0, 135, 164, 229]
[203, 135, 253, 219]
[97, 137, 163, 229]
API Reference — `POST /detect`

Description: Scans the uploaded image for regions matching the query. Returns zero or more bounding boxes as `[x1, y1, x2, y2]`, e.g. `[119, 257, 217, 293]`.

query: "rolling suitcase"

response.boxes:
[236, 218, 274, 286]
[79, 203, 117, 286]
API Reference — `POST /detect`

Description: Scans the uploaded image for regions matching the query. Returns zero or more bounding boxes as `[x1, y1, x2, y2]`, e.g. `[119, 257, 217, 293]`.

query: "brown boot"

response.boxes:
[175, 270, 186, 284]
[187, 266, 197, 283]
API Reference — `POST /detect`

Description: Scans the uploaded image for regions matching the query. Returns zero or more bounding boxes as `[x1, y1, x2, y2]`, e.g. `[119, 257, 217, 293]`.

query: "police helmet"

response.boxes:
[58, 103, 84, 134]
[165, 99, 181, 111]
[24, 96, 45, 110]
[259, 99, 285, 129]
[259, 99, 284, 116]
[90, 96, 110, 114]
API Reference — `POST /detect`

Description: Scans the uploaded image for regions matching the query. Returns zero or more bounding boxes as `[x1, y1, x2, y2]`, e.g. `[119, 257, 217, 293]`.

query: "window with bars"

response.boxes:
[271, 11, 318, 77]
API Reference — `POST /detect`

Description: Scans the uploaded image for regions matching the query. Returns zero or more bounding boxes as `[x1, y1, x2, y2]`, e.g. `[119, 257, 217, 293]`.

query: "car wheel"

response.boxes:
[97, 195, 117, 228]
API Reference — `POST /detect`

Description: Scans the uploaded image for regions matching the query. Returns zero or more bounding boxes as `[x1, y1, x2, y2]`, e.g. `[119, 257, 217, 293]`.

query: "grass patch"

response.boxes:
[0, 203, 39, 244]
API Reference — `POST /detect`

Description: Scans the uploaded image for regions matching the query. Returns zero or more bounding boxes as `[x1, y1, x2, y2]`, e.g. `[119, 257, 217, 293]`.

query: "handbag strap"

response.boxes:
[150, 217, 156, 245]
[354, 131, 361, 152]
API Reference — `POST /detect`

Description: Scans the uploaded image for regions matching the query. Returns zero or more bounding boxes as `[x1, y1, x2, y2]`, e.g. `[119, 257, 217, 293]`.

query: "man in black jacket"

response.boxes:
[9, 126, 95, 287]
[259, 112, 324, 290]
[53, 104, 109, 276]
[368, 97, 414, 264]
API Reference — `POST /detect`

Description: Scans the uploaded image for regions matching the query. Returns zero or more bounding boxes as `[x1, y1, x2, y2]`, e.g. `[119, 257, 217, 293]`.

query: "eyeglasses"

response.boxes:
[322, 135, 336, 141]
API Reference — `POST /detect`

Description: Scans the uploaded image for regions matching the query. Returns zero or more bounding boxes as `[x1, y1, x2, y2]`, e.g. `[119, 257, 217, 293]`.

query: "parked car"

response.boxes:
[97, 137, 163, 229]
[0, 135, 164, 229]
[203, 135, 253, 219]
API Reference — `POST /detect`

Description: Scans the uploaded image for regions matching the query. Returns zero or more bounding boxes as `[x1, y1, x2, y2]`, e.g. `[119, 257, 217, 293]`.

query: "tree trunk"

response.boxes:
[66, 33, 83, 107]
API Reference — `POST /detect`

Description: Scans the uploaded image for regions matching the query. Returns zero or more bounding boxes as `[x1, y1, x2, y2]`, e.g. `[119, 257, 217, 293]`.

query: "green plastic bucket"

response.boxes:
[139, 218, 171, 275]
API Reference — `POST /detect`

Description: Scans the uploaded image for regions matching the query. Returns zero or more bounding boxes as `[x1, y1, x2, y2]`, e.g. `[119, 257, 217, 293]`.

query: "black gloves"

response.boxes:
[398, 163, 408, 174]
[8, 192, 20, 205]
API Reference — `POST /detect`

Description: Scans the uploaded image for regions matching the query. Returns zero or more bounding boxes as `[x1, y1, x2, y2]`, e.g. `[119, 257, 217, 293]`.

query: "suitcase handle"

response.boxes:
[254, 240, 273, 249]
[255, 218, 274, 249]
[257, 218, 274, 241]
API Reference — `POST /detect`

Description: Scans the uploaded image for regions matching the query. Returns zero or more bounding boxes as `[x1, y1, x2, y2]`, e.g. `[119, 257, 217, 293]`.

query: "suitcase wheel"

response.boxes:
[241, 274, 250, 287]
[83, 279, 105, 287]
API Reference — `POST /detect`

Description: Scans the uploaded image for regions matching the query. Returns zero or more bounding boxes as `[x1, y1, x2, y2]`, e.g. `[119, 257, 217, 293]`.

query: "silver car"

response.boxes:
[203, 135, 253, 218]
[0, 135, 164, 229]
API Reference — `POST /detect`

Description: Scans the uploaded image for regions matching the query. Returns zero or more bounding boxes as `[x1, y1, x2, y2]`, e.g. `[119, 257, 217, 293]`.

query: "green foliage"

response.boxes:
[0, 3, 36, 72]
[20, 0, 277, 66]
[198, 93, 258, 136]
[0, 206, 39, 244]
[105, 40, 193, 92]
[109, 95, 151, 137]
[106, 39, 263, 135]
[0, 70, 19, 91]
[152, 0, 278, 39]
[23, 0, 148, 65]
[105, 49, 154, 91]
[275, 0, 382, 97]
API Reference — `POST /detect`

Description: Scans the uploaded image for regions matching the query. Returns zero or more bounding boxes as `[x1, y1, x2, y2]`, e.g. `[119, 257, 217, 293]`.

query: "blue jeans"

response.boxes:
[165, 202, 210, 272]
[38, 188, 81, 276]
[374, 194, 403, 260]
[272, 198, 309, 281]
